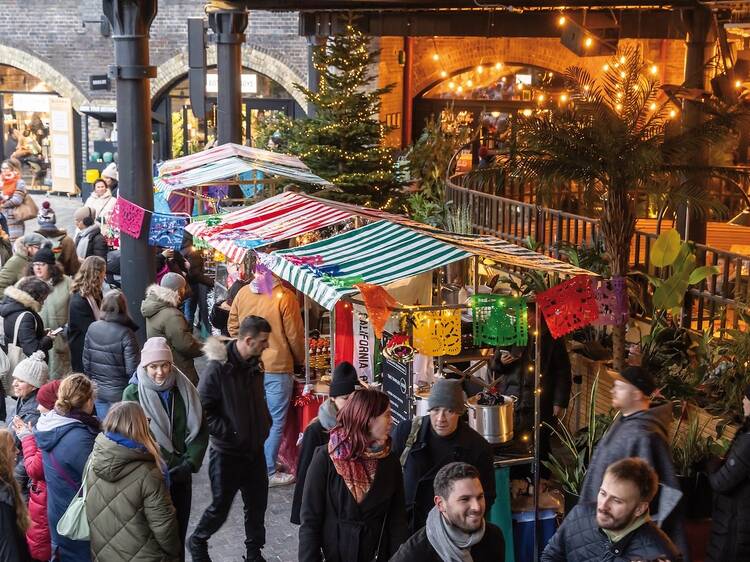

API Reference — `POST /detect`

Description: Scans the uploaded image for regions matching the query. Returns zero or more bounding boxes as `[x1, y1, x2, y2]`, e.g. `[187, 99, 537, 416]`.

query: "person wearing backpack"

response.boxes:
[36, 201, 79, 276]
[35, 374, 99, 562]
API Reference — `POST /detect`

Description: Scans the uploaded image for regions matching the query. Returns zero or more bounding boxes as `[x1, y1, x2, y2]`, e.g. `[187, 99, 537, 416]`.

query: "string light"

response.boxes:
[560, 93, 568, 102]
[440, 70, 448, 78]
[603, 64, 609, 71]
[558, 15, 566, 26]
[476, 65, 484, 74]
[466, 79, 473, 87]
[650, 102, 657, 111]
[448, 81, 455, 90]
[432, 53, 440, 62]
[669, 109, 677, 118]
[584, 37, 593, 48]
[650, 65, 658, 75]
[537, 94, 546, 102]
[620, 71, 626, 78]
[495, 62, 503, 70]
[736, 79, 743, 89]
[457, 85, 464, 93]
[619, 56, 626, 64]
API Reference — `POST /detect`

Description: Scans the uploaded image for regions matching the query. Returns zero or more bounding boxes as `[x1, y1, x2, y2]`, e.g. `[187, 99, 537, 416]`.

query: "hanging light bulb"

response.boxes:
[650, 102, 657, 111]
[558, 15, 566, 26]
[584, 37, 593, 48]
[615, 103, 623, 111]
[495, 62, 503, 70]
[457, 85, 464, 93]
[538, 93, 546, 102]
[736, 79, 743, 89]
[620, 71, 626, 78]
[440, 70, 448, 78]
[603, 64, 610, 72]
[650, 65, 658, 75]
[560, 93, 568, 102]
[448, 81, 455, 90]
[432, 53, 440, 62]
[476, 65, 484, 74]
[620, 56, 626, 64]
[669, 109, 677, 118]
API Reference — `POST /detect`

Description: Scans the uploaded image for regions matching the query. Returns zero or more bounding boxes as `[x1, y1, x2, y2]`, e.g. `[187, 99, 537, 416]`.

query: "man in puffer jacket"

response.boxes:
[542, 458, 681, 562]
[17, 379, 61, 562]
[141, 273, 202, 385]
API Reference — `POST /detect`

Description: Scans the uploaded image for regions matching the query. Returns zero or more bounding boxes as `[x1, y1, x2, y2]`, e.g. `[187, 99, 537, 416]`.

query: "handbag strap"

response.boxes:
[49, 451, 80, 492]
[12, 311, 33, 346]
[371, 512, 388, 562]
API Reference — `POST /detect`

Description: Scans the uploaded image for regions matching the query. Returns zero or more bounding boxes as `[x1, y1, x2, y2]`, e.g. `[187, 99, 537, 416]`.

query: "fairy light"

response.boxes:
[440, 70, 448, 78]
[584, 37, 593, 48]
[650, 102, 657, 111]
[736, 79, 743, 89]
[583, 84, 590, 92]
[558, 15, 566, 26]
[620, 71, 626, 78]
[476, 65, 484, 74]
[432, 53, 440, 62]
[466, 79, 474, 87]
[560, 93, 568, 102]
[669, 109, 677, 118]
[650, 65, 658, 75]
[495, 62, 503, 70]
[615, 103, 623, 111]
[457, 85, 464, 94]
[537, 93, 546, 102]
[620, 55, 626, 64]
[603, 64, 609, 71]
[522, 109, 533, 117]
[448, 81, 455, 90]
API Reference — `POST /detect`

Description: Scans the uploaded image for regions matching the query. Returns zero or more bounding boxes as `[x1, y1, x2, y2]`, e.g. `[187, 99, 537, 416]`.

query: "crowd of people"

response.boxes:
[0, 173, 745, 561]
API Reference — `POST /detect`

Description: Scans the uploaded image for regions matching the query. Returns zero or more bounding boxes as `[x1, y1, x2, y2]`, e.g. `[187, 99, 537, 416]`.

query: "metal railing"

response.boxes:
[447, 178, 749, 333]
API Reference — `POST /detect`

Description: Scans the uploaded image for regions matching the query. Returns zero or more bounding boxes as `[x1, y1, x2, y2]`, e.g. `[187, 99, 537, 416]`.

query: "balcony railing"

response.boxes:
[447, 177, 749, 333]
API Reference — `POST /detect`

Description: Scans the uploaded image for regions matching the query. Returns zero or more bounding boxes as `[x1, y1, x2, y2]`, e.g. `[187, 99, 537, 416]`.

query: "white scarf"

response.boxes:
[425, 506, 485, 562]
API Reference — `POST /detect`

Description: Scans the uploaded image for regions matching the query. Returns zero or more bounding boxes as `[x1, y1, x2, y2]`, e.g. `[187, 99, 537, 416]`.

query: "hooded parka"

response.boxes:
[82, 312, 140, 403]
[706, 420, 750, 562]
[0, 286, 53, 360]
[0, 238, 38, 293]
[86, 433, 181, 562]
[141, 284, 201, 385]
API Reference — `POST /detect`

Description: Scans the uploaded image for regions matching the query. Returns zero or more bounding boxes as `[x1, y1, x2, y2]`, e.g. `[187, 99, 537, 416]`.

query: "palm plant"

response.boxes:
[474, 47, 747, 370]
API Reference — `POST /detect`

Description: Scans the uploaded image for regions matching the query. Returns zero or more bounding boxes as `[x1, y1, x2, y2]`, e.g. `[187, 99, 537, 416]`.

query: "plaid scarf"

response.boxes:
[328, 427, 391, 504]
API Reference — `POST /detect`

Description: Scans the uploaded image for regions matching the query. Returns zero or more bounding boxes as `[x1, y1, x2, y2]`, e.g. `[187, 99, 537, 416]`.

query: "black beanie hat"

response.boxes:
[329, 361, 359, 398]
[621, 365, 657, 397]
[31, 247, 56, 266]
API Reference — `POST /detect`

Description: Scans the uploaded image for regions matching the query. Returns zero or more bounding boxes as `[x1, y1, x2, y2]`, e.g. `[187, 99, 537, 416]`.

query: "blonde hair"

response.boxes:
[71, 256, 106, 300]
[0, 430, 30, 532]
[55, 373, 95, 414]
[103, 402, 164, 473]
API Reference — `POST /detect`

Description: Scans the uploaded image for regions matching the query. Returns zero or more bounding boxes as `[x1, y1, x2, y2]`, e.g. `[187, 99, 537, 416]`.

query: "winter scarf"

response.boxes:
[1, 170, 19, 197]
[75, 224, 100, 258]
[317, 398, 338, 431]
[61, 407, 101, 433]
[105, 431, 170, 483]
[425, 506, 485, 562]
[136, 365, 203, 454]
[328, 426, 390, 504]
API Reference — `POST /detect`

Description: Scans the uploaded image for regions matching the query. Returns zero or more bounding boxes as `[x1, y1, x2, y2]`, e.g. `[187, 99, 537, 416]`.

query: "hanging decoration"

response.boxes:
[594, 276, 628, 326]
[382, 333, 415, 364]
[322, 274, 365, 289]
[471, 295, 528, 347]
[352, 304, 375, 383]
[412, 310, 462, 356]
[286, 255, 324, 267]
[108, 197, 146, 239]
[537, 275, 600, 338]
[148, 213, 189, 249]
[355, 283, 399, 339]
[334, 301, 354, 368]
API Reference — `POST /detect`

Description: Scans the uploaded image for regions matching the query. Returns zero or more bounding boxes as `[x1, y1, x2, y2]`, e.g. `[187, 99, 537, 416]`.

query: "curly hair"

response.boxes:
[0, 430, 30, 532]
[15, 276, 51, 304]
[55, 373, 95, 414]
[25, 262, 64, 287]
[71, 255, 106, 300]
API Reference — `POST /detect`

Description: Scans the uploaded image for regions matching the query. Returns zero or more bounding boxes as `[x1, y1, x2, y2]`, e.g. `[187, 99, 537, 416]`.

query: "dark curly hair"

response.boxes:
[25, 262, 64, 287]
[15, 276, 52, 304]
[434, 462, 481, 499]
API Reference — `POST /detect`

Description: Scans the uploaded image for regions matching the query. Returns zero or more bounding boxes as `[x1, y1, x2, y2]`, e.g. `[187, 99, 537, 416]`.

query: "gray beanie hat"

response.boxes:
[20, 233, 50, 249]
[160, 272, 186, 292]
[12, 351, 49, 389]
[428, 379, 466, 413]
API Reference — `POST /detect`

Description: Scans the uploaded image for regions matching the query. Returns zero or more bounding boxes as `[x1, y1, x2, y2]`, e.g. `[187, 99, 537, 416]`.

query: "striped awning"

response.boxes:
[263, 221, 472, 309]
[154, 143, 331, 195]
[287, 194, 596, 276]
[186, 192, 353, 262]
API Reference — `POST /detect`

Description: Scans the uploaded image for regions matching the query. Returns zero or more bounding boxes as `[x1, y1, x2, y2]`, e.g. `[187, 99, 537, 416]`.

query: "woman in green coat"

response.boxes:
[86, 401, 180, 562]
[27, 247, 71, 378]
[122, 337, 208, 556]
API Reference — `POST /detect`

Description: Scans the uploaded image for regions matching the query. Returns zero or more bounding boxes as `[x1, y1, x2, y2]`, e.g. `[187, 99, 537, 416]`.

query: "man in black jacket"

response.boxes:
[542, 458, 681, 562]
[189, 316, 273, 562]
[390, 462, 505, 562]
[392, 379, 496, 534]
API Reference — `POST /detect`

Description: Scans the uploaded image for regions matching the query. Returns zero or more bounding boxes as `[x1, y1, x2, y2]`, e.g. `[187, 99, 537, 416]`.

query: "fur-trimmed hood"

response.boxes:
[203, 336, 229, 364]
[1, 285, 42, 312]
[140, 284, 181, 319]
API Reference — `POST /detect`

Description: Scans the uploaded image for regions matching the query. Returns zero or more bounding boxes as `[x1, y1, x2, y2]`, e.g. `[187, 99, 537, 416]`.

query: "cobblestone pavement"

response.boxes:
[30, 193, 302, 562]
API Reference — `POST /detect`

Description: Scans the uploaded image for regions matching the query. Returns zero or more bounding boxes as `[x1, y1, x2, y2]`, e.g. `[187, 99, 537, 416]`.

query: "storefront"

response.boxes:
[0, 64, 60, 188]
[152, 68, 304, 161]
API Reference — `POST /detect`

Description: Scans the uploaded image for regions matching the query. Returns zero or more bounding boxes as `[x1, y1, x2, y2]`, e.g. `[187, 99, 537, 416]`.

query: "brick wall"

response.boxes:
[0, 0, 309, 108]
[377, 37, 405, 148]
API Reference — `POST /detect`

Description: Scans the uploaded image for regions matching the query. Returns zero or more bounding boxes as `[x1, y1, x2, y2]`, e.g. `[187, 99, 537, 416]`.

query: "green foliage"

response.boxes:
[264, 22, 399, 209]
[543, 373, 615, 495]
[406, 108, 475, 202]
[672, 410, 731, 477]
[406, 193, 444, 227]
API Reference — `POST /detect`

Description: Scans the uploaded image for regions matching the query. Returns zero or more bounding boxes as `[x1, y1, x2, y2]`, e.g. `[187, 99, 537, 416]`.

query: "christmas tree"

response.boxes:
[287, 24, 399, 208]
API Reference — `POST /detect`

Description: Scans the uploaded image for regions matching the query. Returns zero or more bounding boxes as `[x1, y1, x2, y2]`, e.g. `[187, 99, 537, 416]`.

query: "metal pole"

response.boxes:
[209, 7, 247, 145]
[304, 295, 311, 385]
[104, 0, 158, 339]
[533, 305, 542, 562]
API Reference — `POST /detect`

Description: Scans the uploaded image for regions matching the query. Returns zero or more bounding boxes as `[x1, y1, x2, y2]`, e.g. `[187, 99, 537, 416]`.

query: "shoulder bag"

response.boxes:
[56, 457, 91, 540]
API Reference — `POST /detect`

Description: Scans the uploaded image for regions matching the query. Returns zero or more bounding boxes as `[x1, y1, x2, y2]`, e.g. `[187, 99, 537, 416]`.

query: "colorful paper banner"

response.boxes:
[594, 276, 628, 326]
[412, 310, 462, 356]
[537, 275, 600, 338]
[108, 197, 146, 239]
[148, 213, 189, 250]
[471, 295, 528, 347]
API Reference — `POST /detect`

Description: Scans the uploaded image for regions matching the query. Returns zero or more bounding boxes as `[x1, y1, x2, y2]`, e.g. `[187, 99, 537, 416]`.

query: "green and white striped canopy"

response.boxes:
[263, 221, 472, 310]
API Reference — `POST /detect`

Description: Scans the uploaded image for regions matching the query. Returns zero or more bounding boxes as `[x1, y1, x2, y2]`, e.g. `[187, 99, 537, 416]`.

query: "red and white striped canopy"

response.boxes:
[186, 192, 353, 262]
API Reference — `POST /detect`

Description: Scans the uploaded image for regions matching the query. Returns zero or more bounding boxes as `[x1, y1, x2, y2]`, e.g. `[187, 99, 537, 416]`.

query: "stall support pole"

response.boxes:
[304, 295, 311, 385]
[473, 255, 479, 296]
[330, 304, 336, 374]
[533, 305, 542, 562]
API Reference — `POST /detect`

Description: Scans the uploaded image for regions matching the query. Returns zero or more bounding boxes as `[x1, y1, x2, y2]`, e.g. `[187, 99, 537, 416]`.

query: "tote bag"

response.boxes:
[56, 459, 91, 540]
[13, 192, 39, 222]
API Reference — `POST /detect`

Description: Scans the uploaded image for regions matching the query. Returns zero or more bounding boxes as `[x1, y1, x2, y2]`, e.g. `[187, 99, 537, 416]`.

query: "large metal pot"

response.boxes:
[467, 395, 516, 444]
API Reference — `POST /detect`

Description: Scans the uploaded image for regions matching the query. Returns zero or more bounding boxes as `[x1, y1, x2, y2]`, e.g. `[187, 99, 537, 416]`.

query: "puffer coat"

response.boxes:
[541, 503, 681, 562]
[38, 275, 72, 379]
[82, 312, 140, 403]
[21, 433, 50, 561]
[86, 433, 180, 562]
[141, 284, 201, 385]
[706, 422, 750, 562]
[0, 286, 53, 360]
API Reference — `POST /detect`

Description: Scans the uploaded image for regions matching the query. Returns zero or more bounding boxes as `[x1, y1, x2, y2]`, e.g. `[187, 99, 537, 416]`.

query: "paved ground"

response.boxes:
[27, 193, 302, 562]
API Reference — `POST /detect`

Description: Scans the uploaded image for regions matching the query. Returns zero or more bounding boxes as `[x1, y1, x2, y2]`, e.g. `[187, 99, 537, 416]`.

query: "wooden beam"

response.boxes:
[248, 0, 700, 10]
[299, 9, 687, 39]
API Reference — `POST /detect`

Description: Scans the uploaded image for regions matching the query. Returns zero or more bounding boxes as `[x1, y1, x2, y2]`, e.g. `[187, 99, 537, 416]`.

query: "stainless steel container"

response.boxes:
[467, 395, 515, 444]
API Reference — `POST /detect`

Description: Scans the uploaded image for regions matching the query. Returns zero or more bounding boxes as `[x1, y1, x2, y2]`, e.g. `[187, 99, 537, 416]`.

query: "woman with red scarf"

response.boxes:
[299, 388, 408, 562]
[1, 159, 28, 241]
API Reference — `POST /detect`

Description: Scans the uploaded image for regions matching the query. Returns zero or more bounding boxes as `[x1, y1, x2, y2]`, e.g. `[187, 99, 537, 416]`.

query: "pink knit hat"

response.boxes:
[140, 337, 173, 367]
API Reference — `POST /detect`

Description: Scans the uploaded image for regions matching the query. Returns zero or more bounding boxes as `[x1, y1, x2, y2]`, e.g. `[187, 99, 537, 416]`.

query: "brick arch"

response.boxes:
[0, 44, 89, 110]
[412, 37, 614, 99]
[151, 45, 309, 113]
